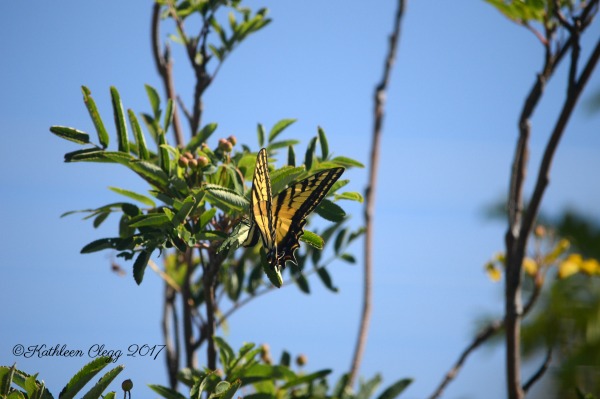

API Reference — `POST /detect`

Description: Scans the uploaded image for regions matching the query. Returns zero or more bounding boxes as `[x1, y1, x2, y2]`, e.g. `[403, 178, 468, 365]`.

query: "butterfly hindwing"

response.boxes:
[269, 167, 345, 267]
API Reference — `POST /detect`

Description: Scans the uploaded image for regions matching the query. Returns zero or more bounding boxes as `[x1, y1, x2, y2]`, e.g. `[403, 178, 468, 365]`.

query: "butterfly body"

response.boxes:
[245, 148, 344, 271]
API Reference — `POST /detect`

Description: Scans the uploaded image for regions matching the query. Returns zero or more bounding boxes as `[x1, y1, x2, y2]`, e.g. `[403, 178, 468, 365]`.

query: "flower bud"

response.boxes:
[197, 156, 209, 168]
[122, 379, 133, 392]
[178, 156, 190, 168]
[218, 138, 233, 152]
[296, 354, 307, 367]
[227, 135, 237, 146]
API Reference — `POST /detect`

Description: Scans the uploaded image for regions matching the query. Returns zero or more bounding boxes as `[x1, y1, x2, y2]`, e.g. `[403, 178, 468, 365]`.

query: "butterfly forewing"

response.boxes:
[250, 148, 276, 252]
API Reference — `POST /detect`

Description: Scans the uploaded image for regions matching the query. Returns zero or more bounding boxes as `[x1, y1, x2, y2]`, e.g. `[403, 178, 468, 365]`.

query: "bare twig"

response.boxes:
[151, 3, 185, 146]
[522, 348, 553, 394]
[347, 0, 406, 389]
[428, 320, 503, 399]
[429, 275, 543, 399]
[505, 8, 600, 396]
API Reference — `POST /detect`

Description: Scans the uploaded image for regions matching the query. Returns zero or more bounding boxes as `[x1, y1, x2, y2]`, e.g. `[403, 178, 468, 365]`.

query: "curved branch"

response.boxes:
[347, 0, 406, 388]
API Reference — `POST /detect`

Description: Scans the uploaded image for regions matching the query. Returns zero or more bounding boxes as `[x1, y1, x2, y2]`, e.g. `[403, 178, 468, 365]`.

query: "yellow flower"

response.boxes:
[580, 258, 600, 275]
[558, 254, 582, 279]
[486, 262, 502, 282]
[523, 257, 538, 276]
[544, 239, 570, 264]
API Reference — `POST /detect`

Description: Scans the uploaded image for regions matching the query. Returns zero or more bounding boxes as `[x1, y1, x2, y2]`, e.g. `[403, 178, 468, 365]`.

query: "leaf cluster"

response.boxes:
[50, 85, 363, 293]
[149, 338, 412, 399]
[0, 357, 123, 399]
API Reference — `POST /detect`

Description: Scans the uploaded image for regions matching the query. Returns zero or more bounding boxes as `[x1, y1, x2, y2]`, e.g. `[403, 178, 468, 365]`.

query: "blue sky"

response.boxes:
[1, 1, 600, 399]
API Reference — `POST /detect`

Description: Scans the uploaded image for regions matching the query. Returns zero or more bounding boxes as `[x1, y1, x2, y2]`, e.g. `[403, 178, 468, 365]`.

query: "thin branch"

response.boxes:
[428, 275, 543, 399]
[428, 320, 503, 399]
[162, 284, 179, 389]
[151, 3, 185, 146]
[522, 348, 553, 394]
[347, 0, 406, 389]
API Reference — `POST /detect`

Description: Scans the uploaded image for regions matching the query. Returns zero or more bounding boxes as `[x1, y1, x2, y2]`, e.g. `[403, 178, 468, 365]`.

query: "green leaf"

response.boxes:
[108, 187, 156, 207]
[257, 123, 265, 147]
[128, 109, 150, 160]
[158, 133, 171, 175]
[300, 230, 324, 250]
[281, 369, 332, 389]
[268, 119, 296, 143]
[133, 249, 152, 285]
[270, 166, 306, 196]
[145, 84, 161, 119]
[81, 86, 109, 148]
[266, 140, 300, 151]
[317, 267, 338, 292]
[376, 378, 413, 399]
[110, 86, 129, 153]
[340, 253, 356, 264]
[315, 199, 346, 222]
[187, 123, 218, 152]
[199, 207, 217, 229]
[263, 261, 283, 288]
[305, 137, 317, 171]
[334, 228, 347, 254]
[331, 156, 364, 168]
[93, 212, 109, 228]
[335, 191, 364, 203]
[81, 365, 124, 399]
[293, 272, 310, 294]
[58, 357, 112, 399]
[204, 184, 249, 211]
[357, 374, 382, 399]
[63, 149, 109, 163]
[127, 160, 170, 190]
[50, 126, 90, 145]
[318, 126, 329, 159]
[219, 379, 241, 399]
[148, 385, 187, 399]
[81, 238, 125, 253]
[163, 98, 174, 133]
[215, 337, 235, 370]
[128, 213, 170, 228]
[287, 145, 295, 167]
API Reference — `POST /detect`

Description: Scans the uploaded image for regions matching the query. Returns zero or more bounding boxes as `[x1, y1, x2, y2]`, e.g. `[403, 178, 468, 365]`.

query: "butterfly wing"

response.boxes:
[269, 167, 344, 268]
[244, 149, 276, 255]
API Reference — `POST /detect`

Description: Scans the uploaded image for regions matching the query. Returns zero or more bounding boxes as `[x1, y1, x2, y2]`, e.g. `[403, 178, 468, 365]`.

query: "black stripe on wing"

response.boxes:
[269, 167, 344, 268]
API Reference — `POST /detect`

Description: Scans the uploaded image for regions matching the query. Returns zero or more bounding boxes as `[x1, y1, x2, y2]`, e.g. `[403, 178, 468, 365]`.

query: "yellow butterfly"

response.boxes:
[244, 148, 344, 272]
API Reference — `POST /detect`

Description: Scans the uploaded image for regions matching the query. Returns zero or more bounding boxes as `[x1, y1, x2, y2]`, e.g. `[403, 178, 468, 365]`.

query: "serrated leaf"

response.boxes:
[219, 379, 241, 399]
[81, 86, 109, 148]
[163, 98, 174, 133]
[204, 184, 249, 211]
[331, 156, 364, 168]
[318, 126, 329, 159]
[268, 119, 296, 143]
[145, 84, 161, 119]
[335, 191, 364, 203]
[81, 365, 124, 399]
[315, 199, 346, 222]
[109, 187, 156, 207]
[126, 160, 169, 190]
[300, 230, 324, 250]
[50, 126, 90, 145]
[58, 357, 112, 399]
[133, 249, 152, 285]
[281, 369, 332, 389]
[110, 86, 129, 153]
[128, 109, 149, 160]
[148, 385, 187, 399]
[187, 123, 218, 152]
[266, 140, 300, 151]
[128, 213, 170, 228]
